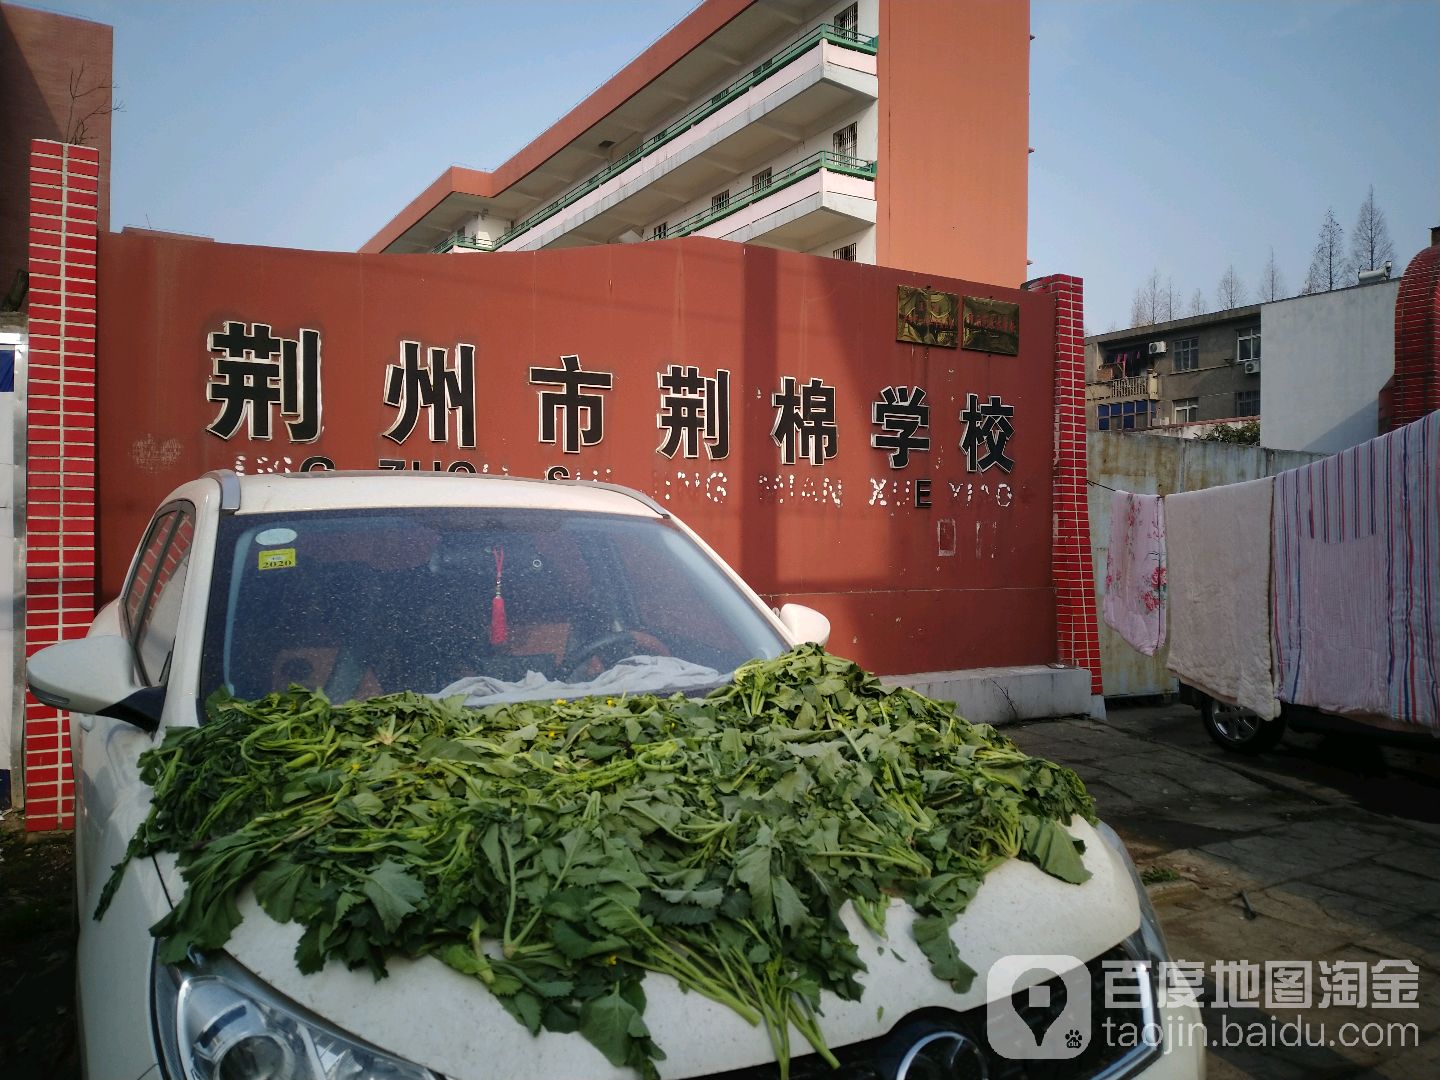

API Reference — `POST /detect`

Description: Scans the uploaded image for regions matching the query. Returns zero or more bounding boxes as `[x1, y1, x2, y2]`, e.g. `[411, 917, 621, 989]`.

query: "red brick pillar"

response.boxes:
[1024, 273, 1102, 695]
[23, 139, 100, 832]
[1389, 233, 1440, 431]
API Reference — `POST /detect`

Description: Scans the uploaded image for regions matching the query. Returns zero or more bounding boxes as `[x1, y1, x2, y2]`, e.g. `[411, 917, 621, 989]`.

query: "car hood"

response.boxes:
[161, 817, 1138, 1080]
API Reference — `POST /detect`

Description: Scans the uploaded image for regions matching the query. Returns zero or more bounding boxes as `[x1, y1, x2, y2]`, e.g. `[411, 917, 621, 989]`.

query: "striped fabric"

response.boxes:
[1272, 410, 1440, 730]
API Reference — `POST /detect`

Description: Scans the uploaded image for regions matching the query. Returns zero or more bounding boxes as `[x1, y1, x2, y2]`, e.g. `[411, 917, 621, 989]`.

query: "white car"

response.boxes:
[29, 470, 1204, 1080]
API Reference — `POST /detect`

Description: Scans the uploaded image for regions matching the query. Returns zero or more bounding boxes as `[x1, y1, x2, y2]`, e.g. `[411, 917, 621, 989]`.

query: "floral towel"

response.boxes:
[1103, 491, 1168, 655]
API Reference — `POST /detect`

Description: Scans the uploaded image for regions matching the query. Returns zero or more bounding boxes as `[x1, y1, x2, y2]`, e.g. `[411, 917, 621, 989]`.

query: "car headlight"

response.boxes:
[1097, 819, 1173, 973]
[152, 948, 439, 1080]
[1098, 820, 1171, 1057]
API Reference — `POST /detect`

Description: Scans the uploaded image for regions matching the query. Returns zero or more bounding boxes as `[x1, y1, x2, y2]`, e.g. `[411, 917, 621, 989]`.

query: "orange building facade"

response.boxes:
[366, 0, 1030, 288]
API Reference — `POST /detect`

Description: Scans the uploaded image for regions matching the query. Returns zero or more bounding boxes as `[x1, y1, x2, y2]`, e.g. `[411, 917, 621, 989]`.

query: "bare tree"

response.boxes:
[1257, 248, 1286, 302]
[1348, 185, 1395, 280]
[1216, 265, 1247, 309]
[1130, 268, 1163, 326]
[1188, 289, 1206, 317]
[1160, 277, 1177, 323]
[66, 61, 122, 146]
[1303, 209, 1345, 293]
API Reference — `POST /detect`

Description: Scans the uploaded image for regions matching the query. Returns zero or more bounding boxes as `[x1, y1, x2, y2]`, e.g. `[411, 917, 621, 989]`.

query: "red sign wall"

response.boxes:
[97, 232, 1059, 676]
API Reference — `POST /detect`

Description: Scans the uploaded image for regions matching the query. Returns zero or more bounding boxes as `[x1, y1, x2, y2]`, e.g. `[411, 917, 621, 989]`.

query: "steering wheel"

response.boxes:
[561, 628, 669, 683]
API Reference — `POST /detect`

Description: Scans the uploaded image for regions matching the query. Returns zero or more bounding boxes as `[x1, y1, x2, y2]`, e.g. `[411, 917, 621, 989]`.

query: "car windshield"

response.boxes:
[201, 507, 789, 707]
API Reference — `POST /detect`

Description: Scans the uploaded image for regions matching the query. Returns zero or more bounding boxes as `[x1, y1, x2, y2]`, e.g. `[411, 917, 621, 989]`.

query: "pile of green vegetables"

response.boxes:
[102, 646, 1096, 1078]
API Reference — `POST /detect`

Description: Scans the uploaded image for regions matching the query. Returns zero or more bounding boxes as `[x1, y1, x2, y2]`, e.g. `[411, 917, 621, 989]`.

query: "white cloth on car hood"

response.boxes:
[432, 655, 726, 706]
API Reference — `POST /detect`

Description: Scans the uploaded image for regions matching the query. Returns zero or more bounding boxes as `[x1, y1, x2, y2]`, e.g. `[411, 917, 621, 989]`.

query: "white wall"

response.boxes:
[1260, 280, 1399, 454]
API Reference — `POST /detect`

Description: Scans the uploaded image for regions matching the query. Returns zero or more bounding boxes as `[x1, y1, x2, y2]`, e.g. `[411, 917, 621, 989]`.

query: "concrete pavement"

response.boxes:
[1008, 701, 1440, 1079]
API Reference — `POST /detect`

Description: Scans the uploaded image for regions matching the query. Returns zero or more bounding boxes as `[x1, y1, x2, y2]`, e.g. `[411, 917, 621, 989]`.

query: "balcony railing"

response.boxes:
[431, 22, 878, 255]
[1086, 372, 1160, 402]
[659, 150, 875, 238]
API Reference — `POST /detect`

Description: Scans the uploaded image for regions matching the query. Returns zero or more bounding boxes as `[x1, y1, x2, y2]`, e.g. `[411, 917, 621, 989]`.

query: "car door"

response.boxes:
[73, 502, 195, 1079]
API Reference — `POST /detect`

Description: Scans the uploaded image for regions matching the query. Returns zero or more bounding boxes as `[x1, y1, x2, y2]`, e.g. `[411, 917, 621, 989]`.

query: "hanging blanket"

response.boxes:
[1272, 411, 1440, 730]
[1103, 490, 1168, 655]
[1166, 477, 1280, 719]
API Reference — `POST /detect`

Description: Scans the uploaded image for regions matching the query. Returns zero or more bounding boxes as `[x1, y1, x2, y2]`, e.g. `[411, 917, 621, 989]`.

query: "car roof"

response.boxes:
[202, 471, 667, 519]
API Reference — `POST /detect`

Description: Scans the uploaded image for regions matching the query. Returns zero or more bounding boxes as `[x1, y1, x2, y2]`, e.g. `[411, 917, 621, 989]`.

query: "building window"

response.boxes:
[1173, 397, 1198, 424]
[1235, 390, 1260, 417]
[652, 222, 668, 240]
[1106, 346, 1148, 378]
[1098, 401, 1150, 432]
[833, 3, 858, 37]
[711, 190, 730, 212]
[833, 122, 858, 159]
[1173, 336, 1199, 372]
[752, 167, 772, 191]
[833, 244, 856, 261]
[1237, 327, 1261, 363]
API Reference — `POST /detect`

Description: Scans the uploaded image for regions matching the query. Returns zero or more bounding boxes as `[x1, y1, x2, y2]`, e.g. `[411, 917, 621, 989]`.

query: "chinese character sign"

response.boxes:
[871, 385, 930, 469]
[383, 341, 477, 447]
[657, 364, 730, 460]
[530, 354, 614, 454]
[206, 321, 321, 442]
[199, 325, 1027, 480]
[771, 376, 838, 466]
[959, 392, 1016, 473]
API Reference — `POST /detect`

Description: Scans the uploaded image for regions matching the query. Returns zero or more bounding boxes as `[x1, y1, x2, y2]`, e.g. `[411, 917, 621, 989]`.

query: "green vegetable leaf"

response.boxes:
[579, 984, 650, 1068]
[1019, 817, 1090, 884]
[363, 858, 425, 932]
[912, 915, 976, 993]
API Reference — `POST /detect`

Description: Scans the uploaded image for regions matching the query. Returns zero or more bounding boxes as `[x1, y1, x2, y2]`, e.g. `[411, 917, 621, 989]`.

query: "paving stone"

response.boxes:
[1354, 918, 1440, 977]
[1158, 905, 1354, 973]
[1310, 863, 1439, 914]
[1347, 1031, 1440, 1078]
[1256, 879, 1414, 937]
[1200, 835, 1369, 888]
[1371, 845, 1440, 882]
[1016, 702, 1440, 1078]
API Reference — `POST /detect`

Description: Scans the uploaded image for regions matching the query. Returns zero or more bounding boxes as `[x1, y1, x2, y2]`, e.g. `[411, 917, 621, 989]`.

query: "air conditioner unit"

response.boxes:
[1243, 359, 1261, 374]
[1148, 341, 1167, 356]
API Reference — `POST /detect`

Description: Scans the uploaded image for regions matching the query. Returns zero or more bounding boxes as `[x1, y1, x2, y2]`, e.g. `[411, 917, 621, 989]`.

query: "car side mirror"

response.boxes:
[777, 603, 831, 647]
[27, 635, 164, 733]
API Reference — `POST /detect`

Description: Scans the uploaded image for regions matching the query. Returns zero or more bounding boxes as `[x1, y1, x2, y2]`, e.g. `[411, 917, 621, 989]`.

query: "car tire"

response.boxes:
[1200, 695, 1286, 754]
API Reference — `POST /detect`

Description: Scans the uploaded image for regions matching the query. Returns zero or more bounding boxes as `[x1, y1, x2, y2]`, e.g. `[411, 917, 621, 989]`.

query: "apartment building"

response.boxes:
[363, 0, 1031, 287]
[1085, 275, 1403, 451]
[1085, 305, 1264, 437]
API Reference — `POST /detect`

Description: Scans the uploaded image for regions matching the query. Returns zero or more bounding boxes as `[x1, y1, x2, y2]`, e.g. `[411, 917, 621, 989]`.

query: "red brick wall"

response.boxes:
[1389, 240, 1440, 430]
[23, 139, 99, 832]
[0, 5, 113, 302]
[1025, 273, 1101, 694]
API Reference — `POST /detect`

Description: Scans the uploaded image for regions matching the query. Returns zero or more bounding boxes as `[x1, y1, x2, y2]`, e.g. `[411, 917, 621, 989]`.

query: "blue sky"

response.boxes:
[27, 0, 1440, 331]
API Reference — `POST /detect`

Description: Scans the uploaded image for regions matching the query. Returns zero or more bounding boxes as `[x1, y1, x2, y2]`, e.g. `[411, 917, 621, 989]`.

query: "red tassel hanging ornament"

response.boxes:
[490, 547, 508, 645]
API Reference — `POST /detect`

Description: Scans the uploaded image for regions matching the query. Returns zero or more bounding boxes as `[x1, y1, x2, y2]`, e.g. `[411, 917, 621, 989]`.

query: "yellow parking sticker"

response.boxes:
[258, 548, 296, 571]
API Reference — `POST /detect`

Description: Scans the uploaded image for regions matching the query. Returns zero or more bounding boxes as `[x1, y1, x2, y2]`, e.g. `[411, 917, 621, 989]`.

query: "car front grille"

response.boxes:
[693, 942, 1161, 1080]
